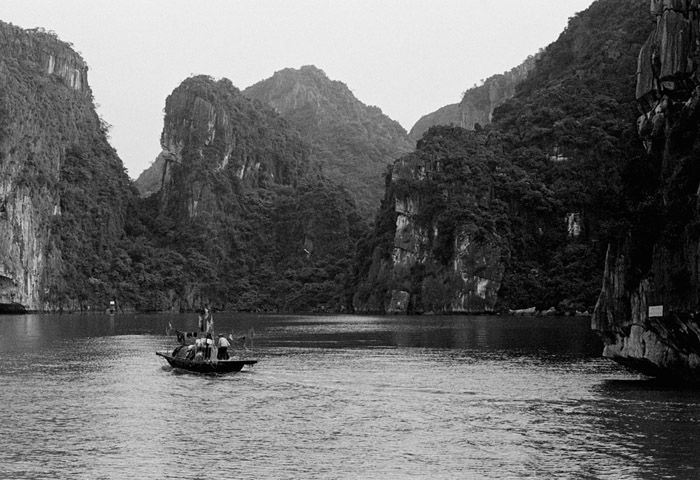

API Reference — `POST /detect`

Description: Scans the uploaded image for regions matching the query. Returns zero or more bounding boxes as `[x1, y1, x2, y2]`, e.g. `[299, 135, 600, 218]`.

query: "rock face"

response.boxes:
[408, 104, 462, 141]
[0, 22, 117, 311]
[145, 75, 365, 313]
[158, 76, 309, 218]
[636, 0, 700, 151]
[353, 126, 508, 314]
[409, 57, 537, 141]
[592, 1, 700, 381]
[243, 66, 414, 218]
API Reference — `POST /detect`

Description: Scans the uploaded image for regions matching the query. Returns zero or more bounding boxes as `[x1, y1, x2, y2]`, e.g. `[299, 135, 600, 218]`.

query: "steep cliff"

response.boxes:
[0, 21, 133, 311]
[408, 103, 462, 141]
[0, 23, 362, 313]
[134, 75, 365, 312]
[354, 0, 651, 315]
[158, 76, 309, 218]
[409, 57, 537, 141]
[243, 66, 414, 218]
[353, 126, 509, 314]
[592, 0, 700, 381]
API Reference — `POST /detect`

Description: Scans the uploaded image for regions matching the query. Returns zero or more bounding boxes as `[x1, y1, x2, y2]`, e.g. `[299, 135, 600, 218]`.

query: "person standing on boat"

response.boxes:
[197, 308, 205, 332]
[205, 307, 214, 334]
[217, 334, 230, 360]
[198, 306, 213, 333]
[204, 333, 214, 360]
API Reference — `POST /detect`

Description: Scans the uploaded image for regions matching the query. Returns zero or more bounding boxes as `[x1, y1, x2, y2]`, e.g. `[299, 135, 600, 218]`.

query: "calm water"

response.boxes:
[1, 313, 699, 479]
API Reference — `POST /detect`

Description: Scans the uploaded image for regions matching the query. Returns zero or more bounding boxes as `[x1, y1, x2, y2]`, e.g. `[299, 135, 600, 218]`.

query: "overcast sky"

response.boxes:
[3, 0, 596, 179]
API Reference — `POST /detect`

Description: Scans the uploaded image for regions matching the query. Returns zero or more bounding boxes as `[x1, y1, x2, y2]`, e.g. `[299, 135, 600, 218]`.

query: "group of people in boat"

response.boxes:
[170, 306, 246, 363]
[172, 331, 233, 362]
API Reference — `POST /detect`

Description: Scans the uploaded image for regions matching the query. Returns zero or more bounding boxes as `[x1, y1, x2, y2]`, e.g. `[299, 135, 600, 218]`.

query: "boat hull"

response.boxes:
[156, 352, 257, 374]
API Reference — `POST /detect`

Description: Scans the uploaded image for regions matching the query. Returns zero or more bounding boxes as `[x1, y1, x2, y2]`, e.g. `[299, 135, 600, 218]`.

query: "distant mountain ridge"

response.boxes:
[136, 66, 414, 218]
[409, 56, 537, 141]
[243, 65, 414, 218]
[139, 74, 366, 312]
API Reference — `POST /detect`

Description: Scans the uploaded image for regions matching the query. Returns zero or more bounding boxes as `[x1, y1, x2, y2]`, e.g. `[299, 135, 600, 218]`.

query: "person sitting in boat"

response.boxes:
[194, 336, 204, 362]
[217, 334, 230, 360]
[185, 344, 195, 360]
[172, 344, 195, 360]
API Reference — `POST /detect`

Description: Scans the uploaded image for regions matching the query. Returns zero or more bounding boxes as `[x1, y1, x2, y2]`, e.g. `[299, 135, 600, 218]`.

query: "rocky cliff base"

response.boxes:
[593, 1, 700, 381]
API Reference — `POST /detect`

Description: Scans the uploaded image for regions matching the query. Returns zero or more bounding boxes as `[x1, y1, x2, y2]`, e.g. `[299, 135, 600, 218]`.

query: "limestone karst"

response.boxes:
[593, 0, 700, 381]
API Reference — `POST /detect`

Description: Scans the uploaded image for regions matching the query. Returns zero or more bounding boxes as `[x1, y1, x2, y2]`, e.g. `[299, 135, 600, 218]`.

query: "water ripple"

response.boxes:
[1, 314, 699, 478]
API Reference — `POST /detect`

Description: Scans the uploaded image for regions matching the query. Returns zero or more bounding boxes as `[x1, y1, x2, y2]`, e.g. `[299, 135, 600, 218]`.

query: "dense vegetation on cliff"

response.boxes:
[491, 0, 651, 311]
[353, 126, 511, 313]
[2, 0, 661, 315]
[123, 76, 366, 312]
[354, 0, 651, 314]
[243, 66, 414, 218]
[0, 21, 136, 310]
[1, 21, 367, 313]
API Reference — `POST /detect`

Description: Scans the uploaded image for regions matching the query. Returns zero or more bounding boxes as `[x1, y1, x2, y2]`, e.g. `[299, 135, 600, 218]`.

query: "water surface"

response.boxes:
[1, 313, 698, 479]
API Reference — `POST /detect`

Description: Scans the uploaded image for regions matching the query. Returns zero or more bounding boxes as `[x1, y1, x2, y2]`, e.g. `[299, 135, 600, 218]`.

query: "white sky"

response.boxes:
[3, 0, 596, 179]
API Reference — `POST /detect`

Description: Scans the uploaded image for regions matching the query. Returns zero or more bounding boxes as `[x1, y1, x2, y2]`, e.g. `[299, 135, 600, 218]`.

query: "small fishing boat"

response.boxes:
[159, 313, 257, 374]
[156, 351, 257, 374]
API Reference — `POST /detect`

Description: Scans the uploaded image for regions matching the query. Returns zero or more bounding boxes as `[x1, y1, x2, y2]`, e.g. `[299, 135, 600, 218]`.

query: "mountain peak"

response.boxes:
[244, 67, 412, 218]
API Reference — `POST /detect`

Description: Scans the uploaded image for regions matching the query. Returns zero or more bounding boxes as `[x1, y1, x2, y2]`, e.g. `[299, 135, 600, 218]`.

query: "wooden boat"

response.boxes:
[161, 318, 257, 374]
[156, 351, 257, 374]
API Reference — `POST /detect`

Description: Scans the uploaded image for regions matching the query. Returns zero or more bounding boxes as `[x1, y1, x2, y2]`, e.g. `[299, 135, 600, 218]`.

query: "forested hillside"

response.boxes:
[0, 20, 135, 311]
[353, 0, 651, 314]
[0, 22, 365, 312]
[1, 0, 659, 315]
[243, 66, 414, 218]
[123, 76, 366, 312]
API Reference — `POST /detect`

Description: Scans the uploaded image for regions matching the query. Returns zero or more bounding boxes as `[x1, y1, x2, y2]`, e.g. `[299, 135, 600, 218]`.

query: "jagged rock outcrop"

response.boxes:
[408, 104, 462, 141]
[243, 66, 414, 218]
[133, 154, 164, 198]
[636, 0, 700, 151]
[158, 76, 309, 218]
[142, 75, 365, 313]
[593, 0, 700, 381]
[0, 21, 128, 312]
[409, 57, 537, 141]
[357, 0, 653, 316]
[353, 126, 508, 314]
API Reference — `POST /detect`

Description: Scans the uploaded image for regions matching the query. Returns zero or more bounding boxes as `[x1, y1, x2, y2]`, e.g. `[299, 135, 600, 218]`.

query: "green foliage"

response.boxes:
[243, 65, 413, 219]
[112, 77, 369, 312]
[486, 0, 650, 311]
[0, 52, 368, 312]
[354, 0, 652, 313]
[354, 126, 513, 313]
